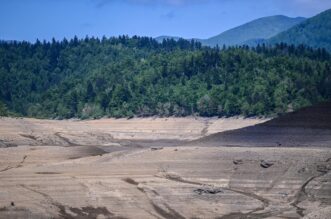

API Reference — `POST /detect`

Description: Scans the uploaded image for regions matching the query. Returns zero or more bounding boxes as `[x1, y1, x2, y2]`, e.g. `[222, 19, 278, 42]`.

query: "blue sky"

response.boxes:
[1, 0, 331, 41]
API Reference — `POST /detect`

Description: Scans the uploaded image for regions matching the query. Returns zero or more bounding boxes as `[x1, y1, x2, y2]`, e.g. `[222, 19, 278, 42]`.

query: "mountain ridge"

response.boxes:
[155, 15, 306, 46]
[267, 9, 331, 51]
[201, 15, 306, 47]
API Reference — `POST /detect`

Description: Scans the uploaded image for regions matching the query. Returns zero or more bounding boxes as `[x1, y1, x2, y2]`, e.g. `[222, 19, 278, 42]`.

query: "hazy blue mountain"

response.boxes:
[200, 15, 306, 47]
[268, 9, 331, 51]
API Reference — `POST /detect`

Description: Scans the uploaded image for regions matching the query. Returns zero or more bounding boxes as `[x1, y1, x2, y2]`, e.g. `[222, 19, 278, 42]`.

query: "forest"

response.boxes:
[0, 36, 330, 119]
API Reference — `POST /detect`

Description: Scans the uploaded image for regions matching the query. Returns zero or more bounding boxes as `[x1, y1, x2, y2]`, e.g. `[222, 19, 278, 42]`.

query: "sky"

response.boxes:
[1, 0, 331, 42]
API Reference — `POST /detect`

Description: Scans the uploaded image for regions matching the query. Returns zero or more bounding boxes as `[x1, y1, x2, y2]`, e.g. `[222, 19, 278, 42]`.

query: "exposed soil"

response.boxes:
[0, 116, 266, 148]
[192, 101, 331, 147]
[0, 103, 330, 218]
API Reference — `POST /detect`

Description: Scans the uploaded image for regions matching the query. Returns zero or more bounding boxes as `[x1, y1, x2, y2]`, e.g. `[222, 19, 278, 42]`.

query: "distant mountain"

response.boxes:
[268, 9, 331, 51]
[201, 15, 306, 47]
[155, 15, 305, 47]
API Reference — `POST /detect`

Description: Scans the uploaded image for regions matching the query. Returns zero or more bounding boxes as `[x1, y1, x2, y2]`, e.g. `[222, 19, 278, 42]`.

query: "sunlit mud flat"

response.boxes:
[0, 103, 330, 219]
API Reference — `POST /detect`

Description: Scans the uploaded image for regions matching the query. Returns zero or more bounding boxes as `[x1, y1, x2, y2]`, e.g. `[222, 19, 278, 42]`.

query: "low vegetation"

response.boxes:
[0, 101, 8, 116]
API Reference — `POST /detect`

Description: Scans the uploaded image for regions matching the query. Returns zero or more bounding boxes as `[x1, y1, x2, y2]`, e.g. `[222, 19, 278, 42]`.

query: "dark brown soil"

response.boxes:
[192, 101, 331, 147]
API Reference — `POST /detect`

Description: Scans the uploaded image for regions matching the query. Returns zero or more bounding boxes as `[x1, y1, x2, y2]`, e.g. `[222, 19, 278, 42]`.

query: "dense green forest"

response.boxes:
[0, 36, 330, 119]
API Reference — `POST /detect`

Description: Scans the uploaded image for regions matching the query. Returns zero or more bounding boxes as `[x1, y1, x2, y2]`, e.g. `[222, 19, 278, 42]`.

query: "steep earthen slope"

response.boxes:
[192, 102, 331, 147]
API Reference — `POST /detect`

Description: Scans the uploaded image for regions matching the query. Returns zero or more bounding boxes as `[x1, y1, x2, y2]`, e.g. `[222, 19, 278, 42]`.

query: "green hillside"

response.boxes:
[201, 15, 305, 47]
[268, 9, 331, 51]
[0, 37, 330, 119]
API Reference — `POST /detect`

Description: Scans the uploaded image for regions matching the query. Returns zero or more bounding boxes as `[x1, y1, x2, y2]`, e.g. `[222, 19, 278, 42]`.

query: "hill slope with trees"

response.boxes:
[202, 15, 305, 47]
[0, 36, 330, 119]
[155, 16, 305, 47]
[268, 9, 331, 51]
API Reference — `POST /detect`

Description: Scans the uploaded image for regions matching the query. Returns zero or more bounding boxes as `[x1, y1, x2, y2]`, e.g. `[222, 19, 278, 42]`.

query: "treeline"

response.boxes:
[0, 36, 330, 118]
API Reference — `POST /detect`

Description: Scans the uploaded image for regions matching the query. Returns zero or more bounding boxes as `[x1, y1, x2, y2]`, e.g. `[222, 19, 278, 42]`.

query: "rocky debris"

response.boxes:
[279, 192, 288, 197]
[303, 206, 331, 219]
[233, 159, 243, 165]
[317, 165, 330, 173]
[298, 167, 308, 173]
[122, 178, 139, 186]
[194, 186, 223, 195]
[260, 160, 274, 168]
[0, 139, 17, 148]
[151, 147, 164, 151]
[57, 205, 114, 219]
[0, 140, 7, 147]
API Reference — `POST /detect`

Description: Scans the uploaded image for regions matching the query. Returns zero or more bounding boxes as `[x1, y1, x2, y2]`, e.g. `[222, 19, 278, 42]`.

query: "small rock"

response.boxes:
[317, 165, 328, 173]
[151, 147, 163, 151]
[279, 192, 288, 197]
[233, 159, 243, 165]
[260, 160, 273, 168]
[298, 167, 308, 173]
[194, 186, 223, 195]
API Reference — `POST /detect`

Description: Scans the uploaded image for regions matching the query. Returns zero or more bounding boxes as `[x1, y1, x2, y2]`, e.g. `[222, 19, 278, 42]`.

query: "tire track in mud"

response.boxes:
[54, 132, 80, 146]
[101, 179, 160, 219]
[121, 178, 163, 219]
[20, 184, 54, 202]
[290, 175, 319, 217]
[19, 133, 40, 142]
[0, 155, 27, 173]
[221, 158, 331, 218]
[19, 184, 63, 217]
[151, 202, 185, 219]
[20, 184, 117, 219]
[0, 139, 17, 147]
[266, 164, 291, 192]
[122, 177, 185, 219]
[201, 119, 211, 137]
[290, 158, 331, 217]
[156, 157, 331, 218]
[158, 172, 270, 205]
[155, 172, 271, 218]
[55, 131, 144, 149]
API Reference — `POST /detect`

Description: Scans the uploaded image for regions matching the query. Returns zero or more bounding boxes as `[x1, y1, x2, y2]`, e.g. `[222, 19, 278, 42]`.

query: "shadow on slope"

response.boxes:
[191, 101, 331, 147]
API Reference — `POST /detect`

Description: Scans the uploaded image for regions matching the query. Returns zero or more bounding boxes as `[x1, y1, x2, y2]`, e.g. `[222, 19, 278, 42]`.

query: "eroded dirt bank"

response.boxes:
[0, 116, 266, 148]
[193, 102, 331, 147]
